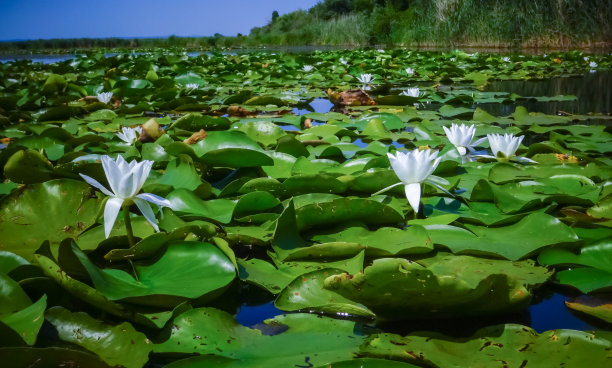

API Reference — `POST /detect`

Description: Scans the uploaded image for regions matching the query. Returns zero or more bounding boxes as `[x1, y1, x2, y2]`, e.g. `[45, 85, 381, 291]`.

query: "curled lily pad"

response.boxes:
[35, 252, 188, 329]
[277, 253, 551, 319]
[3, 149, 54, 184]
[294, 194, 405, 231]
[192, 131, 273, 168]
[74, 241, 236, 306]
[0, 273, 46, 345]
[45, 307, 152, 368]
[565, 294, 612, 324]
[538, 239, 612, 293]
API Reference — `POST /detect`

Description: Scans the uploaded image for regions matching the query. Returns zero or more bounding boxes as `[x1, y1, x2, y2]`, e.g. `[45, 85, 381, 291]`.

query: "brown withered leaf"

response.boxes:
[139, 118, 164, 142]
[327, 88, 376, 106]
[78, 96, 101, 102]
[303, 118, 313, 128]
[184, 129, 208, 145]
[227, 105, 256, 117]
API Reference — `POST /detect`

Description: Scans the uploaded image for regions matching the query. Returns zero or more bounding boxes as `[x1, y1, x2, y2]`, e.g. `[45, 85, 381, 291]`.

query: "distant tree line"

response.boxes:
[0, 34, 246, 52]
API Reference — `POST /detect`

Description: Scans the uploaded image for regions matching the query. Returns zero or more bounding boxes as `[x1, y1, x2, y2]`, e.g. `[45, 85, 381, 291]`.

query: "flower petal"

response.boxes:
[404, 183, 421, 214]
[371, 182, 404, 196]
[80, 174, 113, 196]
[103, 197, 124, 239]
[136, 192, 172, 208]
[471, 136, 487, 147]
[101, 155, 121, 195]
[133, 198, 159, 232]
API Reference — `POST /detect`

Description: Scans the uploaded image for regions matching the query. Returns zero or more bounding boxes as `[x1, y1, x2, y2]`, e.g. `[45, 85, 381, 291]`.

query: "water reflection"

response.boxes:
[529, 293, 595, 333]
[292, 98, 335, 115]
[481, 71, 611, 115]
[0, 54, 76, 64]
[236, 301, 283, 327]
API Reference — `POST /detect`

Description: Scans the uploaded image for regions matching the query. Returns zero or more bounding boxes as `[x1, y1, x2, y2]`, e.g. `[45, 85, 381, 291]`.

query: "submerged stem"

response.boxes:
[123, 202, 135, 248]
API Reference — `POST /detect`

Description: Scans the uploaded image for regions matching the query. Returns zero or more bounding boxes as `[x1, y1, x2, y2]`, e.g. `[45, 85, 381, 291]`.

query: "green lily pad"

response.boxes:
[155, 308, 367, 367]
[426, 212, 579, 260]
[192, 131, 273, 167]
[35, 252, 188, 329]
[354, 112, 404, 131]
[565, 294, 612, 324]
[277, 253, 550, 319]
[238, 250, 364, 294]
[46, 307, 152, 368]
[305, 225, 433, 257]
[359, 324, 612, 367]
[74, 241, 236, 306]
[538, 239, 612, 293]
[233, 121, 286, 147]
[0, 347, 110, 368]
[167, 188, 236, 223]
[168, 113, 231, 132]
[0, 179, 101, 260]
[0, 273, 46, 345]
[3, 149, 54, 184]
[294, 194, 405, 231]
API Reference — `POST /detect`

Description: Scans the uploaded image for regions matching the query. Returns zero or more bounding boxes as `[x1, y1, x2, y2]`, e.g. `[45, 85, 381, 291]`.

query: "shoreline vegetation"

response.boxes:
[1, 0, 611, 52]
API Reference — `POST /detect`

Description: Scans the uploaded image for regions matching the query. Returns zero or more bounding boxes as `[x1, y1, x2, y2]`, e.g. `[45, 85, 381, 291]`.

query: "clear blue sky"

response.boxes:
[0, 0, 321, 40]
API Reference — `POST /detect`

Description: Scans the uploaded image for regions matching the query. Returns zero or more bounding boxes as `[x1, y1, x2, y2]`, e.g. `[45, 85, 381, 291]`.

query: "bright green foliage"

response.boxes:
[0, 48, 610, 367]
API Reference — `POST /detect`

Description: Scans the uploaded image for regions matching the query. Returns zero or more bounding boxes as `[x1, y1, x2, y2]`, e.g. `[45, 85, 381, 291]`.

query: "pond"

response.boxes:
[0, 48, 611, 367]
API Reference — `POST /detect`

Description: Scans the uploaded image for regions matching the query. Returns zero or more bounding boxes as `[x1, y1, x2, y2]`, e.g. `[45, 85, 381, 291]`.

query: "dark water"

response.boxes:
[236, 289, 598, 336]
[480, 71, 612, 116]
[289, 72, 611, 118]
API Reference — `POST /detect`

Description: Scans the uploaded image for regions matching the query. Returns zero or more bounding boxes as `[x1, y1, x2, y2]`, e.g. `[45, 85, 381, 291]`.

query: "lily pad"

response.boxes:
[192, 131, 273, 167]
[359, 324, 612, 367]
[74, 241, 236, 306]
[277, 253, 551, 319]
[155, 308, 368, 367]
[46, 307, 152, 368]
[0, 179, 101, 260]
[426, 212, 579, 260]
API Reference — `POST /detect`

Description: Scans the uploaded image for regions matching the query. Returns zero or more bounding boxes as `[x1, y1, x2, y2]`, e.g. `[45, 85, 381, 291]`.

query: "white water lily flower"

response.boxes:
[356, 73, 374, 84]
[80, 155, 172, 238]
[374, 149, 449, 214]
[185, 83, 199, 90]
[116, 126, 142, 145]
[97, 92, 113, 104]
[443, 123, 486, 162]
[488, 133, 523, 159]
[450, 57, 456, 62]
[589, 61, 598, 68]
[302, 65, 314, 72]
[400, 87, 420, 98]
[405, 67, 414, 75]
[502, 57, 511, 62]
[340, 58, 348, 65]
